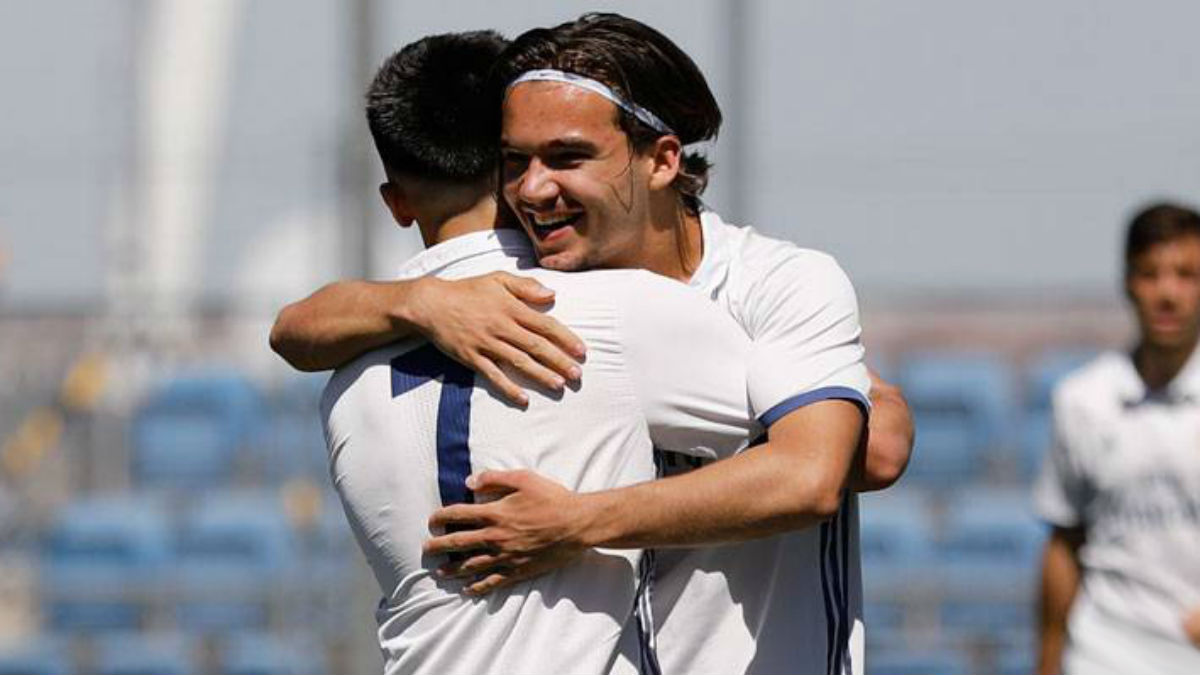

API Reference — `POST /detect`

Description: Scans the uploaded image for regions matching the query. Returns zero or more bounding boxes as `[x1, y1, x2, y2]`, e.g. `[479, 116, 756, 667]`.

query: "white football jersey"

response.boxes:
[650, 211, 872, 675]
[1034, 349, 1200, 675]
[321, 229, 759, 675]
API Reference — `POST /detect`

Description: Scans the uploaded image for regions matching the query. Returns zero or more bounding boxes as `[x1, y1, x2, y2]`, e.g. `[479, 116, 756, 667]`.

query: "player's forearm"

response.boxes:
[269, 279, 421, 371]
[575, 447, 842, 549]
[853, 377, 914, 492]
[1038, 528, 1084, 675]
[576, 401, 863, 549]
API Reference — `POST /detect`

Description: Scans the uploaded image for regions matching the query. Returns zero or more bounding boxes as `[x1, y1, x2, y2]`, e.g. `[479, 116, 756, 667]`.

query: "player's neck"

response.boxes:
[1134, 334, 1198, 391]
[640, 204, 703, 282]
[419, 194, 501, 248]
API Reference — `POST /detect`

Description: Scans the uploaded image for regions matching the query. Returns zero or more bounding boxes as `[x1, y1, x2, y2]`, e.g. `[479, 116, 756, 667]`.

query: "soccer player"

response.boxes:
[273, 14, 914, 675]
[324, 31, 766, 675]
[1035, 202, 1200, 675]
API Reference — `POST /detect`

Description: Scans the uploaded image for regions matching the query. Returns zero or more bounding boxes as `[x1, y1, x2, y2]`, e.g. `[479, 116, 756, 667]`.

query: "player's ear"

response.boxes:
[380, 181, 416, 228]
[646, 135, 682, 192]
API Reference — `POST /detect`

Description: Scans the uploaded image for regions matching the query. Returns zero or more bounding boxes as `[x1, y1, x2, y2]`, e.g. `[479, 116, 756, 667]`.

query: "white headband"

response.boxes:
[507, 69, 676, 136]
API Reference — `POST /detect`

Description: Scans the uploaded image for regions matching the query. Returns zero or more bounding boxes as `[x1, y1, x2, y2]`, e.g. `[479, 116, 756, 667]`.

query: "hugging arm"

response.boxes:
[854, 369, 913, 492]
[269, 272, 585, 404]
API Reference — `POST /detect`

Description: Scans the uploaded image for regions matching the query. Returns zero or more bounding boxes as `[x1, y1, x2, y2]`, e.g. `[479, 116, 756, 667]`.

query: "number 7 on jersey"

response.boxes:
[391, 344, 475, 506]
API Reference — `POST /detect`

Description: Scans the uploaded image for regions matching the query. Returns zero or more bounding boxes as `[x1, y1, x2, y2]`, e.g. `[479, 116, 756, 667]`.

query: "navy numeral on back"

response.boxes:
[391, 344, 475, 506]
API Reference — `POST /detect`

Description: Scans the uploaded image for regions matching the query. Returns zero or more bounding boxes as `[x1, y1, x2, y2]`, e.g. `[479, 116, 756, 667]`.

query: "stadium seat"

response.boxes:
[860, 489, 939, 632]
[251, 374, 329, 482]
[40, 494, 171, 631]
[859, 490, 936, 582]
[218, 633, 328, 675]
[92, 632, 198, 675]
[130, 370, 263, 489]
[896, 351, 1016, 484]
[868, 646, 971, 675]
[1020, 347, 1099, 477]
[173, 490, 296, 631]
[936, 488, 1043, 631]
[0, 636, 71, 675]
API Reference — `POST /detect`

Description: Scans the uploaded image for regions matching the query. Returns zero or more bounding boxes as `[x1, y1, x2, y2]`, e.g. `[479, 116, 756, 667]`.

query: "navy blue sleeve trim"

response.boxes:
[757, 386, 869, 427]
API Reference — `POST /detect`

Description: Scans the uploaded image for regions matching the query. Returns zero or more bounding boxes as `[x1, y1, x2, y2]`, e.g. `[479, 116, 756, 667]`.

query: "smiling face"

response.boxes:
[500, 81, 658, 272]
[1126, 235, 1200, 352]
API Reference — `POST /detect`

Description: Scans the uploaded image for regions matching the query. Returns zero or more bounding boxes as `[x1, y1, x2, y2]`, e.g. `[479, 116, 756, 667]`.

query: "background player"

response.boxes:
[323, 30, 766, 675]
[1035, 202, 1200, 675]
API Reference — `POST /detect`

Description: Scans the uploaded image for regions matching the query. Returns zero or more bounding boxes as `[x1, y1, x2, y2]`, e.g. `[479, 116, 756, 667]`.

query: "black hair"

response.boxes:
[1125, 201, 1200, 268]
[494, 13, 722, 213]
[366, 31, 508, 181]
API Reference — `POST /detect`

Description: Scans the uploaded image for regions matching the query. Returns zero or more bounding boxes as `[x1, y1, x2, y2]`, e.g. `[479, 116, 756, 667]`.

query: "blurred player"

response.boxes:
[1035, 202, 1200, 675]
[322, 31, 763, 675]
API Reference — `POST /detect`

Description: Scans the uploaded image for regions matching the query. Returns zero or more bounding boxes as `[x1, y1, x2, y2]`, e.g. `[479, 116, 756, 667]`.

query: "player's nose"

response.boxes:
[517, 157, 560, 205]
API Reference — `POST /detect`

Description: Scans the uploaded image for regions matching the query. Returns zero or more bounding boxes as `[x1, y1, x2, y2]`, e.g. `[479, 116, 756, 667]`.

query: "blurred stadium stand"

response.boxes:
[0, 301, 1124, 674]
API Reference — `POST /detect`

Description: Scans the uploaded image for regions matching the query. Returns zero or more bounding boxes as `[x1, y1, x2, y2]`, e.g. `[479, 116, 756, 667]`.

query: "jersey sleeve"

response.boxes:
[1032, 391, 1091, 529]
[740, 250, 870, 426]
[613, 272, 759, 458]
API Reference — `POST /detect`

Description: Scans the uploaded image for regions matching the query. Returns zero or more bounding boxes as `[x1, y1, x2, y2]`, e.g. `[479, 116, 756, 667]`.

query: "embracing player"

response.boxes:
[274, 13, 916, 675]
[322, 30, 764, 675]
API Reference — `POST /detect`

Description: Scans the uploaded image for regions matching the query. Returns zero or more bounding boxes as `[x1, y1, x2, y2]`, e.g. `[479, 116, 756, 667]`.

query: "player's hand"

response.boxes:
[1184, 605, 1200, 648]
[423, 469, 590, 595]
[408, 273, 586, 405]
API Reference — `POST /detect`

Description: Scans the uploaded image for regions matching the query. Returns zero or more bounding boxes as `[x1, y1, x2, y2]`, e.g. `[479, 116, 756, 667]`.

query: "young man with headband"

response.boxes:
[322, 30, 764, 675]
[274, 13, 915, 675]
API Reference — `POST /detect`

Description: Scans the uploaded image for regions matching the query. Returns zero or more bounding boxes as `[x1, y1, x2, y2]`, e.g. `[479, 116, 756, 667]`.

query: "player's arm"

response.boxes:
[559, 398, 862, 547]
[853, 369, 913, 492]
[1037, 525, 1084, 675]
[269, 272, 585, 403]
[425, 267, 867, 591]
[1184, 606, 1200, 648]
[426, 399, 862, 592]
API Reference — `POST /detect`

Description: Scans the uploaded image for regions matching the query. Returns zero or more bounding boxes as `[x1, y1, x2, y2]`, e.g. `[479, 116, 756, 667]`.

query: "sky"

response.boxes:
[1, 0, 1198, 312]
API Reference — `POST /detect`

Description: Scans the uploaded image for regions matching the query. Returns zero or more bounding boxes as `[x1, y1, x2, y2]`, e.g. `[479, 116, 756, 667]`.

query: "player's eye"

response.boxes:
[501, 152, 530, 179]
[544, 152, 588, 170]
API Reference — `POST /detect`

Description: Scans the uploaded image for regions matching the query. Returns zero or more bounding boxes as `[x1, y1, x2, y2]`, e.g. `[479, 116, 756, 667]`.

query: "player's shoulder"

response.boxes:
[1052, 351, 1131, 414]
[706, 213, 850, 290]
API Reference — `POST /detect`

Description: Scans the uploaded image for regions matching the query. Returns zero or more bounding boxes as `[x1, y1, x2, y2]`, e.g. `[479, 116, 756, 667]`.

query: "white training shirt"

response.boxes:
[650, 211, 872, 675]
[321, 229, 758, 675]
[1034, 348, 1200, 675]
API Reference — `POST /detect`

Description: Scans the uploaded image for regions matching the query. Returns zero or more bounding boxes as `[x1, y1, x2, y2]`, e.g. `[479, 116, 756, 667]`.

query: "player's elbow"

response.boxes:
[860, 432, 912, 491]
[269, 305, 320, 372]
[782, 470, 846, 523]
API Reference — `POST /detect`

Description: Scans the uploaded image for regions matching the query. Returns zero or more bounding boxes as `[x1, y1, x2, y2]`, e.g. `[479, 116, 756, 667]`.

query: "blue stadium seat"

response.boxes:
[130, 370, 263, 489]
[92, 632, 198, 675]
[173, 490, 296, 630]
[936, 488, 1043, 631]
[897, 351, 1015, 484]
[860, 490, 935, 579]
[0, 636, 71, 675]
[251, 374, 329, 482]
[868, 646, 971, 675]
[1020, 347, 1098, 476]
[219, 633, 327, 675]
[860, 489, 938, 632]
[40, 494, 171, 631]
